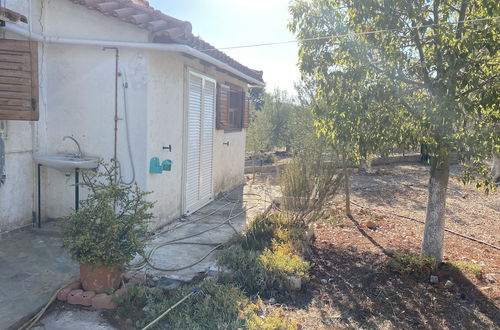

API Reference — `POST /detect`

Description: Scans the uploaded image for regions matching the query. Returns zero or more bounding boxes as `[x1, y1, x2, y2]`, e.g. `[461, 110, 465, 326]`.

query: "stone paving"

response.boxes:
[31, 308, 115, 330]
[0, 222, 79, 330]
[0, 183, 277, 329]
[131, 184, 275, 281]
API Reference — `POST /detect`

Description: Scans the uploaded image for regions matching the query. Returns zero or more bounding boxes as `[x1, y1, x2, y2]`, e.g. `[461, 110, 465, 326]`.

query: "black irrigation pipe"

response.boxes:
[350, 200, 500, 251]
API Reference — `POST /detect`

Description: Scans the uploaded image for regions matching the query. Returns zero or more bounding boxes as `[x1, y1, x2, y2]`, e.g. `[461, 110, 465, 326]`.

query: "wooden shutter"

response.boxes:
[242, 91, 250, 128]
[216, 83, 230, 129]
[0, 39, 38, 121]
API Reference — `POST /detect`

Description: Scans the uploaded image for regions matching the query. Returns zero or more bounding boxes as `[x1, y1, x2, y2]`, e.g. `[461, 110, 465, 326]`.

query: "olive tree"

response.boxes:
[289, 0, 499, 260]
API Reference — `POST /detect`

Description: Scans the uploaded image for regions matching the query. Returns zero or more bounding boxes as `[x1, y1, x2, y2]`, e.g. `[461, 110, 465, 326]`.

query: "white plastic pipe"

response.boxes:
[2, 22, 265, 86]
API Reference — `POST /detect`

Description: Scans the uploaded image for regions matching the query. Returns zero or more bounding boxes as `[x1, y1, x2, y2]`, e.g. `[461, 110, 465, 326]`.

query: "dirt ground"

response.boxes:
[252, 162, 500, 329]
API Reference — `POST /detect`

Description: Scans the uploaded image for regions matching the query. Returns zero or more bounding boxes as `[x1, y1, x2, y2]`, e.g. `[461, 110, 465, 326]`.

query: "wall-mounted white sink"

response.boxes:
[36, 155, 99, 171]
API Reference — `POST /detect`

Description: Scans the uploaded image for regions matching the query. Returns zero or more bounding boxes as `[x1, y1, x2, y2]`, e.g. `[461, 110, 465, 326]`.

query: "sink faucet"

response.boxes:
[63, 136, 83, 158]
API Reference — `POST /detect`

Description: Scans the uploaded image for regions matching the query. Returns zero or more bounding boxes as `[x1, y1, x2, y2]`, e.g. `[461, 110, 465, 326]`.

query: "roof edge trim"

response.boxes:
[2, 22, 265, 86]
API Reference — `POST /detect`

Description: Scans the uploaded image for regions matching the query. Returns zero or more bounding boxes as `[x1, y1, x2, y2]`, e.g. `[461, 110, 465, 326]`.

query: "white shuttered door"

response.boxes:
[184, 71, 215, 214]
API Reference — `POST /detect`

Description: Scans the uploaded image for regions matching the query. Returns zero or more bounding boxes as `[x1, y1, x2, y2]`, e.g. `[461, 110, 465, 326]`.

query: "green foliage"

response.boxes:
[62, 162, 154, 267]
[246, 88, 320, 156]
[289, 0, 499, 170]
[246, 101, 273, 155]
[447, 259, 483, 278]
[280, 154, 343, 225]
[249, 87, 265, 111]
[460, 162, 498, 193]
[218, 245, 268, 293]
[260, 243, 311, 278]
[140, 280, 248, 330]
[113, 278, 298, 329]
[218, 214, 310, 294]
[387, 252, 438, 278]
[114, 283, 148, 320]
[245, 299, 299, 330]
[289, 0, 499, 258]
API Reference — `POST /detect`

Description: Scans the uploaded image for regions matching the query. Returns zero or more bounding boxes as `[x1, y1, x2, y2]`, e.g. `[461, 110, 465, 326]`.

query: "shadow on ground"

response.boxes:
[291, 216, 500, 329]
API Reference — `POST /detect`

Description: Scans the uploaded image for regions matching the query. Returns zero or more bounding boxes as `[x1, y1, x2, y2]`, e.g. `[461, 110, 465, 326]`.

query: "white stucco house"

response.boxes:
[0, 0, 264, 233]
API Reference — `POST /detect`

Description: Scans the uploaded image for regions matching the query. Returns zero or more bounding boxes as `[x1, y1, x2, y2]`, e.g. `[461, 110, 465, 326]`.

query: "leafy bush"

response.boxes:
[260, 243, 310, 279]
[280, 155, 342, 226]
[62, 162, 154, 266]
[387, 252, 437, 278]
[114, 283, 148, 322]
[218, 245, 267, 293]
[112, 278, 298, 329]
[238, 214, 278, 251]
[218, 214, 310, 294]
[141, 280, 249, 329]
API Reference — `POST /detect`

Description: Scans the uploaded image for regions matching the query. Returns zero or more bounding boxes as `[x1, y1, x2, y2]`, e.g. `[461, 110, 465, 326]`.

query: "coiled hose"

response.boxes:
[128, 186, 272, 272]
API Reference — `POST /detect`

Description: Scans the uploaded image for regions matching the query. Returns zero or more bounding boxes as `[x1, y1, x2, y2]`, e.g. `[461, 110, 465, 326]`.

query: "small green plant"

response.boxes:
[387, 252, 437, 278]
[62, 162, 154, 266]
[114, 283, 148, 321]
[218, 214, 310, 294]
[447, 260, 483, 278]
[141, 279, 252, 329]
[244, 298, 298, 330]
[113, 278, 299, 329]
[239, 214, 278, 251]
[260, 243, 310, 279]
[280, 154, 342, 226]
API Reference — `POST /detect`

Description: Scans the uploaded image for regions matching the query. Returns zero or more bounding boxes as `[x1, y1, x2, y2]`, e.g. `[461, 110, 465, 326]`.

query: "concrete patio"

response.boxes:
[0, 223, 79, 330]
[0, 183, 276, 329]
[131, 184, 275, 281]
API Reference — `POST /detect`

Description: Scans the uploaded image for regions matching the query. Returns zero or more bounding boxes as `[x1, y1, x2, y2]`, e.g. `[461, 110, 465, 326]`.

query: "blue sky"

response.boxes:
[149, 0, 299, 94]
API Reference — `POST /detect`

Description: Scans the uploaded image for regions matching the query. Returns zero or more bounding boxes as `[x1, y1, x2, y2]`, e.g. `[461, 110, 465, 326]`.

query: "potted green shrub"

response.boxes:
[62, 162, 154, 293]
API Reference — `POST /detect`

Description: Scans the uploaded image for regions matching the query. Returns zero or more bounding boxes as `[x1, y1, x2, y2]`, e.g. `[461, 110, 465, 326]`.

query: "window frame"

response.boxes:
[0, 38, 39, 121]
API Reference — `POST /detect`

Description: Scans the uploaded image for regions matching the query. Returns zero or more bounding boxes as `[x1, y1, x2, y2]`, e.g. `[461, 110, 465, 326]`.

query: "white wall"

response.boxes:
[42, 45, 149, 219]
[145, 52, 185, 228]
[145, 54, 247, 229]
[1, 0, 249, 233]
[41, 0, 150, 219]
[0, 0, 44, 233]
[213, 129, 246, 195]
[0, 0, 150, 231]
[0, 121, 35, 232]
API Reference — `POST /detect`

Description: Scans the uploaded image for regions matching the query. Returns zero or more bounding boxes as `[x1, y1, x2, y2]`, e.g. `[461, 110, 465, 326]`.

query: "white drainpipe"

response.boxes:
[2, 22, 265, 87]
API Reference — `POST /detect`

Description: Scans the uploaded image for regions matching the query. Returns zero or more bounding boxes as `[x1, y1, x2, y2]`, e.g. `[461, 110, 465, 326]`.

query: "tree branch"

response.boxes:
[456, 75, 498, 99]
[456, 0, 469, 40]
[367, 59, 426, 88]
[433, 0, 444, 79]
[448, 0, 469, 98]
[405, 2, 432, 89]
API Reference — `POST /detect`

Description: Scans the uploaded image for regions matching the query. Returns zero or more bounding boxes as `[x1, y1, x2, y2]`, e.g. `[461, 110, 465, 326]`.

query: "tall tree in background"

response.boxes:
[247, 89, 303, 154]
[249, 87, 265, 111]
[290, 0, 499, 260]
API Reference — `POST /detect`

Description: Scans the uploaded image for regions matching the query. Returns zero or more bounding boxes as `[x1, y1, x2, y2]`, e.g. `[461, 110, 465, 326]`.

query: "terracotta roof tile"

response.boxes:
[70, 0, 263, 83]
[0, 7, 28, 24]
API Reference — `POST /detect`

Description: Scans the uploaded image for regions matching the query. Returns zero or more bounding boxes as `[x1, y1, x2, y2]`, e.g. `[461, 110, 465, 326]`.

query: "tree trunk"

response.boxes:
[252, 151, 256, 182]
[342, 155, 352, 217]
[422, 147, 451, 261]
[492, 153, 500, 184]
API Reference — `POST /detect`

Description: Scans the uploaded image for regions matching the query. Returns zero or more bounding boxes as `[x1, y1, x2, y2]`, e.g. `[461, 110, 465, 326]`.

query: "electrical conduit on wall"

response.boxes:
[0, 135, 5, 186]
[1, 22, 264, 86]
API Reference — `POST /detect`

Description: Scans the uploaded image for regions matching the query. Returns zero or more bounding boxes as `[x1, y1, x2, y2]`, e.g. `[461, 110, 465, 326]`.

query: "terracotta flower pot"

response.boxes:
[80, 263, 122, 293]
